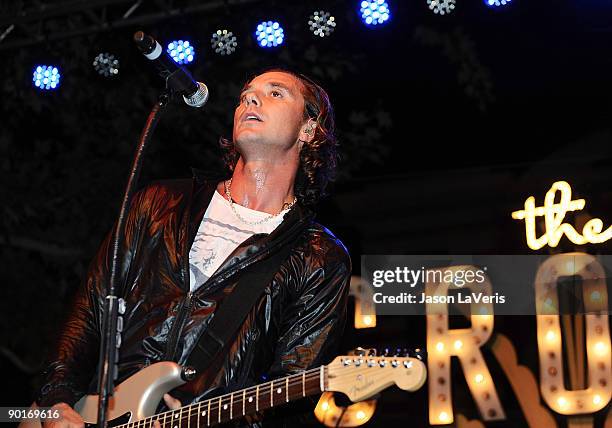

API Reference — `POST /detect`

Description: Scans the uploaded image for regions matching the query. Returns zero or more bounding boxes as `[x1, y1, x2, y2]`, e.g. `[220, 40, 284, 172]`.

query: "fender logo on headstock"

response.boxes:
[350, 375, 374, 395]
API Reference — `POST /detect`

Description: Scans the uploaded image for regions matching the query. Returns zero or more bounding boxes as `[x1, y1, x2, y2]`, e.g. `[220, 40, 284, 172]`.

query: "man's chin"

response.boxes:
[234, 135, 265, 151]
[235, 128, 269, 142]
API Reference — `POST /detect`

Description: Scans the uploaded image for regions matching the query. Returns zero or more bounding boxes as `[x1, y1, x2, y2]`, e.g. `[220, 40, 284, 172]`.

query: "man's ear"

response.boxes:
[299, 119, 317, 143]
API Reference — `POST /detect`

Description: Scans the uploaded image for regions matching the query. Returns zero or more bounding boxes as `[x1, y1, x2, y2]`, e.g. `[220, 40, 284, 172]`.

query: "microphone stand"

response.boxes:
[96, 90, 170, 428]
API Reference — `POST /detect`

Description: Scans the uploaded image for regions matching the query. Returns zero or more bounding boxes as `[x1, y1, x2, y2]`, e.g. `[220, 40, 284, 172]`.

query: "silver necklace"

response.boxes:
[224, 178, 297, 226]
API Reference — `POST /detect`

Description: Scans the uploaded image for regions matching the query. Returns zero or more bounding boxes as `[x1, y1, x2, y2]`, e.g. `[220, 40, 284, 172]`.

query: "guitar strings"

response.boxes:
[187, 363, 408, 419]
[119, 359, 413, 428]
[128, 379, 323, 428]
[116, 368, 323, 428]
[164, 385, 325, 427]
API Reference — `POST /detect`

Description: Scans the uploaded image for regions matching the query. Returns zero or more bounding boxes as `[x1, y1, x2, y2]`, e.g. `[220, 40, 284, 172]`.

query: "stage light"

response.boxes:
[167, 40, 195, 64]
[255, 21, 284, 48]
[308, 10, 336, 37]
[484, 0, 511, 7]
[211, 30, 237, 55]
[359, 1, 391, 26]
[427, 0, 456, 15]
[93, 53, 119, 77]
[32, 65, 60, 90]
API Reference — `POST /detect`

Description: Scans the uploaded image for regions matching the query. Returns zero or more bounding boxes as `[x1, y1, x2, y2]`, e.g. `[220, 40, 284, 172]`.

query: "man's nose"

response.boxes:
[246, 92, 260, 106]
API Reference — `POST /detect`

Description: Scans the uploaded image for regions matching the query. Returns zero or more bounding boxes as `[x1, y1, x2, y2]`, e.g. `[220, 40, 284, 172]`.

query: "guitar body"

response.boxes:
[77, 361, 185, 423]
[19, 362, 185, 428]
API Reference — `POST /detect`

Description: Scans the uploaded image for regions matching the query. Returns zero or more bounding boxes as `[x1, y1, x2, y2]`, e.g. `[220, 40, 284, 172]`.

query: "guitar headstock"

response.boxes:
[326, 350, 427, 402]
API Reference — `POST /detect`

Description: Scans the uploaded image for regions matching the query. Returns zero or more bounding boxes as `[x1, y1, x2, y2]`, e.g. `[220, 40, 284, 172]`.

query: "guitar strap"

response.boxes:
[185, 220, 304, 376]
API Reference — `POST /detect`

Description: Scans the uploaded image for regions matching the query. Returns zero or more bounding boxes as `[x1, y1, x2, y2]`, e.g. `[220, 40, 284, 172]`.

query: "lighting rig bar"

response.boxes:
[0, 0, 262, 51]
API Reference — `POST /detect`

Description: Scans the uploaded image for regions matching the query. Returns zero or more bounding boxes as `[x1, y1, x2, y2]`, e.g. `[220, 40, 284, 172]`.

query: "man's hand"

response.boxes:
[39, 394, 180, 428]
[153, 394, 182, 428]
[38, 394, 181, 428]
[42, 403, 83, 428]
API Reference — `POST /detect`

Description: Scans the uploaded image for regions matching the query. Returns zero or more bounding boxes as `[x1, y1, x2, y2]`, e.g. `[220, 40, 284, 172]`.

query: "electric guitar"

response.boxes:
[21, 352, 426, 427]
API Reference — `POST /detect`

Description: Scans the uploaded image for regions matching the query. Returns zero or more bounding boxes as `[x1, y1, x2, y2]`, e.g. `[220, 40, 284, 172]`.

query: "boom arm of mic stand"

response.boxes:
[96, 92, 170, 428]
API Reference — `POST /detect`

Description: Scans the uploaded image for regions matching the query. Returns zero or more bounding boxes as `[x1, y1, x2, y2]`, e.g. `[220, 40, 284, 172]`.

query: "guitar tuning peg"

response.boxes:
[382, 348, 390, 356]
[394, 347, 402, 357]
[354, 347, 367, 357]
[416, 348, 427, 361]
[368, 348, 377, 357]
[410, 348, 427, 361]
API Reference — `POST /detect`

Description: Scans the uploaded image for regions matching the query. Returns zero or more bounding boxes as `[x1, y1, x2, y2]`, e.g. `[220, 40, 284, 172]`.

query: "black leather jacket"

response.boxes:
[36, 171, 351, 423]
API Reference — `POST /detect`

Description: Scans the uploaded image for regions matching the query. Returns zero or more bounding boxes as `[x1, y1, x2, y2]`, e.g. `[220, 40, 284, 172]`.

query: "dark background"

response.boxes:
[1, 0, 611, 426]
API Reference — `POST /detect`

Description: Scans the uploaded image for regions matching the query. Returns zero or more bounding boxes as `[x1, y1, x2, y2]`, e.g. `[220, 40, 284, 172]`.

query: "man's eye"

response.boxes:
[271, 90, 282, 98]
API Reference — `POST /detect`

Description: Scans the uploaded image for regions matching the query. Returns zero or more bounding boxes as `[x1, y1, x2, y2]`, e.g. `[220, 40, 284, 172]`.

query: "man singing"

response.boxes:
[37, 69, 351, 427]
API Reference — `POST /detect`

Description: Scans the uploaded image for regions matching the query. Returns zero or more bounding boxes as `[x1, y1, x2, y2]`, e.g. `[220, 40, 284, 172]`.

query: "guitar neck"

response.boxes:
[132, 366, 326, 428]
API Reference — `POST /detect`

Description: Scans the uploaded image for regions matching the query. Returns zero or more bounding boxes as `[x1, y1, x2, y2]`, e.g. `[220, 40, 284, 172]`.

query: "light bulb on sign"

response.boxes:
[315, 391, 376, 427]
[350, 276, 377, 329]
[557, 396, 567, 408]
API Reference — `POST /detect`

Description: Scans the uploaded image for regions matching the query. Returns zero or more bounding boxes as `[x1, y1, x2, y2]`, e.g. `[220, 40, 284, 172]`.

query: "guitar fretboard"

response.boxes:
[123, 366, 326, 428]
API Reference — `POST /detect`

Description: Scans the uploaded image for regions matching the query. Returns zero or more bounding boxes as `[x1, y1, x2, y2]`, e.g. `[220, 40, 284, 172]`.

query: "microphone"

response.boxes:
[133, 31, 209, 108]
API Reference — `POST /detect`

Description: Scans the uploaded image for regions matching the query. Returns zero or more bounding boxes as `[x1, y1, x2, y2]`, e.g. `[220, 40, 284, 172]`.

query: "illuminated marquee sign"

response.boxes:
[511, 181, 612, 250]
[535, 253, 611, 415]
[425, 256, 611, 426]
[343, 254, 611, 427]
[425, 266, 505, 424]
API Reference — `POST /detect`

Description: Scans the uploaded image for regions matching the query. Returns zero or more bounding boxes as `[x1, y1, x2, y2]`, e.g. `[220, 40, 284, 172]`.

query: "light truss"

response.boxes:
[0, 0, 261, 51]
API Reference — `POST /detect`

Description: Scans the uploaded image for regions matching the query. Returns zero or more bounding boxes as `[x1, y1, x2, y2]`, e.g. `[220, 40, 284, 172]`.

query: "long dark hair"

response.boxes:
[219, 68, 339, 207]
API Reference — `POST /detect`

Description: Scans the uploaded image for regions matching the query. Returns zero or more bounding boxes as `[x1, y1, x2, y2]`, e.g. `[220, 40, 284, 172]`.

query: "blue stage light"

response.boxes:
[359, 0, 391, 26]
[32, 65, 61, 90]
[255, 21, 284, 48]
[167, 40, 195, 64]
[484, 0, 511, 7]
